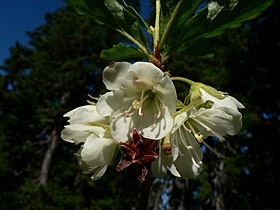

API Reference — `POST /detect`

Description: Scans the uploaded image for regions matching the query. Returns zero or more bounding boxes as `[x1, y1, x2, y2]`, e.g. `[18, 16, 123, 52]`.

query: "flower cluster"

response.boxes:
[61, 61, 244, 181]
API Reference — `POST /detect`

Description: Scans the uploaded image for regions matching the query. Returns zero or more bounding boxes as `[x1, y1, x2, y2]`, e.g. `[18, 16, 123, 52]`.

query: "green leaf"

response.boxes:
[65, 0, 111, 25]
[100, 43, 147, 60]
[163, 0, 274, 57]
[159, 0, 204, 53]
[66, 0, 149, 49]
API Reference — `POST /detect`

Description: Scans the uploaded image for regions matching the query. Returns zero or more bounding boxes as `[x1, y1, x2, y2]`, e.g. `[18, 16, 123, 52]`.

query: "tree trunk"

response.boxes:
[213, 161, 225, 210]
[39, 127, 58, 185]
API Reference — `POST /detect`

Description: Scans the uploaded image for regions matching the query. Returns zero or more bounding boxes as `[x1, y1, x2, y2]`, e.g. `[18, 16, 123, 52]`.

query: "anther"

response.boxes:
[132, 100, 140, 109]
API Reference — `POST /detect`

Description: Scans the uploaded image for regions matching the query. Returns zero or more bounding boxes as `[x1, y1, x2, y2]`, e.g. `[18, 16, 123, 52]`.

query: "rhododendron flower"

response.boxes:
[61, 105, 118, 180]
[177, 83, 245, 142]
[174, 105, 243, 143]
[152, 83, 245, 179]
[96, 61, 177, 141]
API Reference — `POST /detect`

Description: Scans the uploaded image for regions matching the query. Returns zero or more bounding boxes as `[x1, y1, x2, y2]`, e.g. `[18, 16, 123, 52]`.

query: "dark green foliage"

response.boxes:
[67, 0, 149, 49]
[101, 43, 147, 60]
[165, 1, 279, 209]
[0, 5, 140, 210]
[162, 0, 274, 57]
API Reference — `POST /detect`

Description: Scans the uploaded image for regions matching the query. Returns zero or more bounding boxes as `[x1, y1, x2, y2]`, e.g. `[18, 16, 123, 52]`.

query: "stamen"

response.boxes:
[132, 100, 140, 109]
[180, 125, 203, 162]
[112, 112, 125, 120]
[185, 119, 224, 158]
[150, 103, 160, 128]
[186, 121, 203, 143]
[138, 89, 145, 117]
[150, 122, 156, 128]
[124, 105, 134, 117]
[191, 117, 225, 141]
[125, 110, 137, 117]
[138, 90, 149, 117]
[177, 127, 202, 166]
[191, 157, 202, 168]
[156, 96, 166, 110]
[150, 97, 165, 128]
[185, 121, 224, 158]
[182, 124, 192, 133]
[155, 98, 162, 119]
[120, 100, 141, 118]
[201, 139, 225, 158]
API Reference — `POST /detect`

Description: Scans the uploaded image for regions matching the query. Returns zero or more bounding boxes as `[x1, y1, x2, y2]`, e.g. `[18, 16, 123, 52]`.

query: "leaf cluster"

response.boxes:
[66, 0, 274, 66]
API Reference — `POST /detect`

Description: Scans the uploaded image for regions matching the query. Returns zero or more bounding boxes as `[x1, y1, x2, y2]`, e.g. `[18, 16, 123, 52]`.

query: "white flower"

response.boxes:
[61, 105, 109, 144]
[76, 129, 118, 180]
[174, 105, 243, 142]
[61, 105, 118, 180]
[154, 85, 245, 179]
[170, 126, 203, 178]
[96, 61, 177, 141]
[183, 84, 245, 142]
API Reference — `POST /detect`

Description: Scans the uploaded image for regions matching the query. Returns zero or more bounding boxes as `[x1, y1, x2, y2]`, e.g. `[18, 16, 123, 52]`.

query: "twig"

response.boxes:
[138, 164, 153, 210]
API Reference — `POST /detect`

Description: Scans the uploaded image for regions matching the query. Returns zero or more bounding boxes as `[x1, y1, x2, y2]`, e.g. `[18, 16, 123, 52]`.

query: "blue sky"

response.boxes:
[0, 0, 151, 65]
[0, 0, 66, 64]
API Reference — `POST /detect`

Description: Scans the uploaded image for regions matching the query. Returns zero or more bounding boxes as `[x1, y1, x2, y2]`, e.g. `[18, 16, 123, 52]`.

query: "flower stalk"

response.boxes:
[157, 0, 184, 56]
[171, 76, 195, 85]
[116, 29, 153, 61]
[154, 0, 161, 52]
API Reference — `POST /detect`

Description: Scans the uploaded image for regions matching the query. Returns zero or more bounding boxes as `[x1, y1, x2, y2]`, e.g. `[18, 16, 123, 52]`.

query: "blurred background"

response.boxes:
[0, 0, 279, 209]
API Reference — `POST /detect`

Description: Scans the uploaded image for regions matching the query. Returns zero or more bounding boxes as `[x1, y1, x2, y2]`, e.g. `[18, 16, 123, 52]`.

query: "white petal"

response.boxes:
[81, 134, 118, 166]
[61, 124, 107, 144]
[190, 107, 243, 139]
[174, 155, 203, 178]
[140, 103, 174, 140]
[172, 111, 189, 133]
[61, 124, 97, 144]
[152, 144, 182, 178]
[151, 150, 172, 178]
[102, 62, 134, 90]
[129, 62, 164, 88]
[171, 127, 203, 179]
[76, 148, 110, 181]
[110, 99, 174, 141]
[200, 88, 244, 111]
[227, 96, 245, 109]
[64, 105, 94, 118]
[96, 90, 133, 117]
[79, 134, 118, 180]
[156, 76, 177, 112]
[90, 165, 109, 181]
[64, 105, 108, 124]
